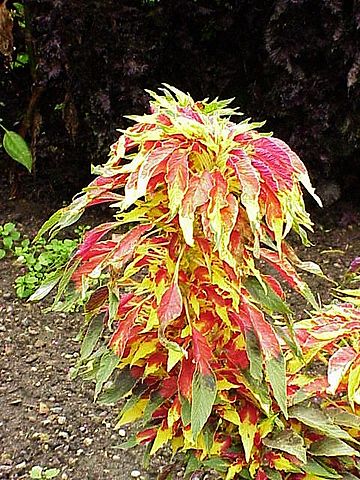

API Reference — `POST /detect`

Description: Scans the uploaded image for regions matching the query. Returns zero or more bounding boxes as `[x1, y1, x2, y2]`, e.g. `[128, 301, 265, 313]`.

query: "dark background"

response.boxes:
[1, 0, 360, 207]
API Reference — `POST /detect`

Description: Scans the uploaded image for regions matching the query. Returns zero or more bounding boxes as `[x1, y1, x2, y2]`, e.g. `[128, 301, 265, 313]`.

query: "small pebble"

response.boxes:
[57, 416, 66, 425]
[58, 431, 69, 440]
[39, 402, 49, 415]
[131, 470, 141, 478]
[118, 428, 126, 437]
[112, 455, 121, 461]
[83, 437, 93, 447]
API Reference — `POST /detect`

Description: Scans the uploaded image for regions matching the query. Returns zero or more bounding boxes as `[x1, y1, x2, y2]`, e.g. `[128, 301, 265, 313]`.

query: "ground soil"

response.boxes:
[0, 197, 359, 480]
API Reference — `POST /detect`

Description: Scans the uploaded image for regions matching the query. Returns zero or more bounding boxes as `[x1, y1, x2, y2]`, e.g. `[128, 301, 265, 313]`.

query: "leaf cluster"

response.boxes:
[34, 86, 360, 479]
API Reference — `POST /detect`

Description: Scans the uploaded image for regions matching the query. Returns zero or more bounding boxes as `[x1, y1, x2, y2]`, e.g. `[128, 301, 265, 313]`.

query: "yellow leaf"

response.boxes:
[238, 415, 257, 463]
[143, 362, 161, 377]
[249, 459, 260, 477]
[181, 324, 191, 338]
[221, 407, 241, 426]
[171, 435, 184, 455]
[179, 213, 195, 247]
[117, 398, 148, 427]
[168, 403, 181, 428]
[183, 427, 196, 449]
[225, 463, 244, 480]
[258, 416, 276, 438]
[144, 308, 159, 332]
[215, 305, 232, 329]
[190, 294, 200, 317]
[273, 456, 301, 473]
[150, 425, 173, 455]
[348, 364, 360, 410]
[167, 347, 185, 372]
[217, 379, 240, 390]
[131, 339, 158, 366]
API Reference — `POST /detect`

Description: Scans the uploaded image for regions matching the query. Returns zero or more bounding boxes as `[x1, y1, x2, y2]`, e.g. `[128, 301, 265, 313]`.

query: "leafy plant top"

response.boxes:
[34, 85, 360, 479]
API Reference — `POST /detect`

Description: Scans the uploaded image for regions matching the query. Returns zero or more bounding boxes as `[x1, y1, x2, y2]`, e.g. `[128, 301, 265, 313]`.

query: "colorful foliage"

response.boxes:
[34, 86, 360, 479]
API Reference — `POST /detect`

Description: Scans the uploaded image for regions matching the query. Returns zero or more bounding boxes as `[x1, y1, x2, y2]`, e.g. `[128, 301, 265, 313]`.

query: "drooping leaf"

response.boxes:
[191, 368, 217, 440]
[179, 171, 213, 246]
[327, 346, 357, 395]
[301, 459, 341, 478]
[244, 276, 292, 316]
[263, 429, 307, 463]
[3, 130, 33, 172]
[166, 149, 189, 217]
[289, 405, 358, 443]
[29, 269, 63, 302]
[242, 300, 287, 417]
[98, 367, 138, 404]
[348, 362, 360, 410]
[158, 280, 183, 343]
[80, 315, 104, 360]
[94, 349, 120, 398]
[238, 403, 259, 462]
[310, 438, 360, 457]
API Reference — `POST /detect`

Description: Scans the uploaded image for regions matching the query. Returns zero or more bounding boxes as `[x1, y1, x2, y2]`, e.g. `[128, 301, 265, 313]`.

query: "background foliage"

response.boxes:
[1, 0, 360, 202]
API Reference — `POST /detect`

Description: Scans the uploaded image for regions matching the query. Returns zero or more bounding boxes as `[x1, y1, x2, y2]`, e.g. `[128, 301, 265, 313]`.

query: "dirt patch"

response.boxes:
[0, 198, 359, 480]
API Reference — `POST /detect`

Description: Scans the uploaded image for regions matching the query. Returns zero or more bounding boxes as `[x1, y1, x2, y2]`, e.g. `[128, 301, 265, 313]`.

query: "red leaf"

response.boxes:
[178, 356, 195, 399]
[158, 281, 183, 326]
[180, 170, 213, 217]
[252, 137, 294, 191]
[110, 306, 141, 356]
[192, 327, 213, 375]
[138, 143, 178, 194]
[241, 299, 281, 359]
[166, 150, 189, 216]
[76, 222, 118, 258]
[159, 376, 178, 398]
[327, 346, 357, 394]
[113, 224, 152, 261]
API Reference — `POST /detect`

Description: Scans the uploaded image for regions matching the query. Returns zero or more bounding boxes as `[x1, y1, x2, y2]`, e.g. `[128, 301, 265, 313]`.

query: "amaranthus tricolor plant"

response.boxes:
[34, 85, 360, 479]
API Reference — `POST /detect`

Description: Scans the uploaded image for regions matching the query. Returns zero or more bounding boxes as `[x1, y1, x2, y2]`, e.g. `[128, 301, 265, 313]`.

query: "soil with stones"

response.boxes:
[0, 197, 359, 480]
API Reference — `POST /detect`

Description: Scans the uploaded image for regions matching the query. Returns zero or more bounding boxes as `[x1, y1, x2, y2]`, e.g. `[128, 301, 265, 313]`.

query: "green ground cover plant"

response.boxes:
[33, 86, 360, 479]
[0, 222, 86, 300]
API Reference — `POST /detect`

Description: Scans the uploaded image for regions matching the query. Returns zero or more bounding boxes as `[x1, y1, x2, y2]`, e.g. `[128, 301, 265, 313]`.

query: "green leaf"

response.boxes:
[29, 269, 63, 301]
[3, 130, 33, 172]
[142, 392, 164, 424]
[184, 453, 201, 478]
[302, 459, 342, 478]
[202, 457, 229, 473]
[310, 437, 360, 457]
[263, 429, 306, 463]
[244, 329, 263, 382]
[29, 466, 43, 479]
[94, 350, 120, 398]
[191, 369, 217, 440]
[264, 469, 282, 480]
[327, 408, 360, 429]
[0, 249, 5, 260]
[266, 355, 287, 418]
[244, 277, 292, 315]
[80, 316, 104, 360]
[289, 405, 359, 444]
[180, 396, 191, 427]
[117, 435, 138, 450]
[52, 258, 81, 308]
[98, 367, 138, 405]
[45, 468, 60, 479]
